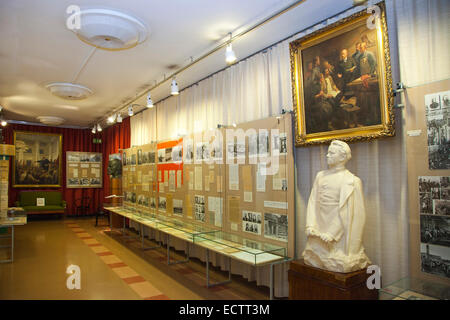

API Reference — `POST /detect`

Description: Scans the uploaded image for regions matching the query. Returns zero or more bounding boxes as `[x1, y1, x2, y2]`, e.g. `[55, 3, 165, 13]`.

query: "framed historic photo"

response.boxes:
[13, 131, 62, 187]
[289, 3, 394, 146]
[66, 151, 103, 188]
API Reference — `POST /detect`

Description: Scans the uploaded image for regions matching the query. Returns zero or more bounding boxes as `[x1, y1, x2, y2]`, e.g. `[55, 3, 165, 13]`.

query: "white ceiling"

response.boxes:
[0, 0, 354, 128]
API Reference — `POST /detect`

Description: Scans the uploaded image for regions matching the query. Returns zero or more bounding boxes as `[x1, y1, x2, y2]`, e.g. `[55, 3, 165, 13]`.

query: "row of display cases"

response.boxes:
[105, 204, 288, 266]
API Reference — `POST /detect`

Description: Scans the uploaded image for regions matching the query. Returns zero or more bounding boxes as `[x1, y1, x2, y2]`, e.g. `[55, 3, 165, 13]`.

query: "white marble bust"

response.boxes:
[302, 140, 371, 273]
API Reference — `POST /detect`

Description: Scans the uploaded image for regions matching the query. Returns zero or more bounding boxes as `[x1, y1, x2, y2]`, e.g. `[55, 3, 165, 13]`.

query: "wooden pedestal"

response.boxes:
[288, 259, 378, 300]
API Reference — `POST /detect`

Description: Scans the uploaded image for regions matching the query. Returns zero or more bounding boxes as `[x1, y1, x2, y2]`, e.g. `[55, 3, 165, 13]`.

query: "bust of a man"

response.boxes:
[302, 140, 371, 273]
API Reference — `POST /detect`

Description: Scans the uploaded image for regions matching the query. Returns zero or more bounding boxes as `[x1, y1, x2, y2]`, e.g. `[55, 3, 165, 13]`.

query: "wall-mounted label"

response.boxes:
[407, 129, 422, 137]
[264, 201, 288, 210]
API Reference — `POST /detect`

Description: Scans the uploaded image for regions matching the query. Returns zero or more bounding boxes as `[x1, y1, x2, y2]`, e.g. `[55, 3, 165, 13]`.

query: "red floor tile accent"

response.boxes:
[88, 243, 102, 247]
[97, 251, 113, 256]
[123, 276, 146, 285]
[107, 262, 127, 268]
[73, 230, 86, 233]
[145, 294, 170, 300]
[79, 236, 93, 239]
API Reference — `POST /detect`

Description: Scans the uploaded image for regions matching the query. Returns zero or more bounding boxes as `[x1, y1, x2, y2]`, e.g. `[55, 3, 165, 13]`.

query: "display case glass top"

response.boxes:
[380, 277, 450, 300]
[194, 231, 287, 266]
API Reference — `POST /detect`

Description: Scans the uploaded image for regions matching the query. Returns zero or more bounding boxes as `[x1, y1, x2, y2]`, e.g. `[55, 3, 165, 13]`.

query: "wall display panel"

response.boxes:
[121, 113, 294, 258]
[66, 151, 102, 188]
[182, 130, 226, 231]
[122, 144, 158, 216]
[136, 143, 158, 216]
[156, 139, 184, 218]
[424, 90, 450, 170]
[404, 79, 450, 284]
[223, 113, 295, 258]
[122, 147, 138, 208]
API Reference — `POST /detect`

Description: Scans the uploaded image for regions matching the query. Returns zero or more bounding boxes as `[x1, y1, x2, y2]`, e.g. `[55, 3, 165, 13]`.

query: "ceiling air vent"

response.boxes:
[45, 82, 93, 100]
[70, 8, 148, 50]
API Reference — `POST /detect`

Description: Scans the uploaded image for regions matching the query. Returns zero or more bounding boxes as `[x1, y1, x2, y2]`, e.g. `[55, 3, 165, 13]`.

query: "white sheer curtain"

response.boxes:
[131, 41, 293, 147]
[395, 0, 450, 87]
[129, 0, 448, 296]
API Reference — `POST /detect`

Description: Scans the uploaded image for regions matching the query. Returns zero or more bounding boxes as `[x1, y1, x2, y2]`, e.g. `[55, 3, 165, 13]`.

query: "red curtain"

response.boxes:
[3, 117, 130, 215]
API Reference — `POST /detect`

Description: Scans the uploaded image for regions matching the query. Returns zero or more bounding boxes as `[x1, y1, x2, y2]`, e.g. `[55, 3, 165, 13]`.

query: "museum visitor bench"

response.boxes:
[104, 205, 291, 299]
[15, 191, 66, 216]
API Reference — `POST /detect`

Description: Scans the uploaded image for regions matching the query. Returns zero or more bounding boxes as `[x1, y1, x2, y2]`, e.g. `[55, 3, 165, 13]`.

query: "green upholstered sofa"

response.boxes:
[15, 191, 66, 215]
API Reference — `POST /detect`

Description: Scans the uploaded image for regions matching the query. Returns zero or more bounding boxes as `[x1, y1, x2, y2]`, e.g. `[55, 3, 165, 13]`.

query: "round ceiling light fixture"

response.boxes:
[70, 8, 148, 50]
[37, 116, 65, 126]
[46, 82, 93, 100]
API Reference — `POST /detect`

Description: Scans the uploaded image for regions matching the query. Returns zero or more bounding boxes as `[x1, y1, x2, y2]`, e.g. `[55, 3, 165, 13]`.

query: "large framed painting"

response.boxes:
[13, 131, 62, 187]
[289, 3, 394, 146]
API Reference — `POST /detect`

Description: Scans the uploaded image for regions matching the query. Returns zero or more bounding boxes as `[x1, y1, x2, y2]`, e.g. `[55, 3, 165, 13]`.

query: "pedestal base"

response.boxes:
[288, 259, 378, 300]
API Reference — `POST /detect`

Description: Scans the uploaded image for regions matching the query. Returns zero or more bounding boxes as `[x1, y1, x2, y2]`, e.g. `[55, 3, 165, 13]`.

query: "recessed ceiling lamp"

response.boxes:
[1, 120, 7, 127]
[128, 105, 134, 116]
[46, 82, 93, 100]
[225, 33, 237, 64]
[37, 116, 65, 126]
[171, 78, 179, 96]
[116, 113, 123, 123]
[70, 8, 148, 50]
[146, 92, 154, 108]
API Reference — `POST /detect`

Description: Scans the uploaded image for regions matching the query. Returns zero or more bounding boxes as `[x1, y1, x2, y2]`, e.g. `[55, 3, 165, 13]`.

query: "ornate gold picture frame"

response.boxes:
[290, 3, 394, 146]
[13, 131, 62, 187]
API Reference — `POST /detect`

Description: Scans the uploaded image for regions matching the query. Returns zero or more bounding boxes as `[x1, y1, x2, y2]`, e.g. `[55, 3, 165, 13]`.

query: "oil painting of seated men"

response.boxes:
[299, 20, 384, 135]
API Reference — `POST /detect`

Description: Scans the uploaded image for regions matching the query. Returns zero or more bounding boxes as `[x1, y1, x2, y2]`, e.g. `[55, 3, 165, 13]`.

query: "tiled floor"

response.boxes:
[0, 216, 270, 300]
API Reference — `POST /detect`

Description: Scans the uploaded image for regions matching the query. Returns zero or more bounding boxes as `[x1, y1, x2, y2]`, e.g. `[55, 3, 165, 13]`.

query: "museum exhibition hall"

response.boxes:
[0, 0, 449, 303]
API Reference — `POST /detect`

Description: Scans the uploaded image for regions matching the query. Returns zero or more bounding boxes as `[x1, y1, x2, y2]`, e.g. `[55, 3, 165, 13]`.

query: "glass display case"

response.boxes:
[7, 207, 27, 218]
[105, 205, 218, 242]
[194, 230, 288, 266]
[379, 277, 450, 300]
[154, 214, 218, 242]
[105, 205, 288, 265]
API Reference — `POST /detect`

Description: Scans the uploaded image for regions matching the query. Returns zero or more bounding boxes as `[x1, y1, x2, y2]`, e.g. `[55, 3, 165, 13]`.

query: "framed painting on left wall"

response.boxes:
[13, 131, 62, 187]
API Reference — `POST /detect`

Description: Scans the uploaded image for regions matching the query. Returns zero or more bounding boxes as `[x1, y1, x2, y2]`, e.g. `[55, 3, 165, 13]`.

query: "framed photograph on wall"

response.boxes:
[66, 151, 103, 188]
[13, 131, 62, 187]
[289, 3, 394, 146]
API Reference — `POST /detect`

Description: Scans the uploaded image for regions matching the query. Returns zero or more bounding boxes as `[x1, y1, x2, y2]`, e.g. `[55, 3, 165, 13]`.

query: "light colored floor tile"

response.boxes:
[76, 232, 91, 238]
[129, 281, 161, 298]
[112, 266, 139, 279]
[90, 246, 109, 253]
[83, 238, 99, 245]
[99, 254, 122, 265]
